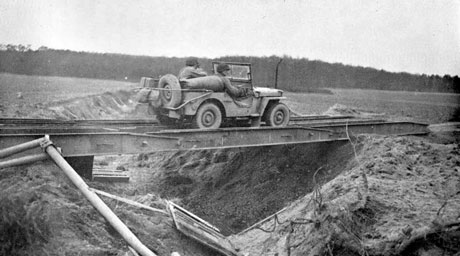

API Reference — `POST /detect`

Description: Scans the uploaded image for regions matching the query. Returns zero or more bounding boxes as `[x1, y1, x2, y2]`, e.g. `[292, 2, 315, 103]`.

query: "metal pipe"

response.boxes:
[164, 92, 212, 111]
[274, 58, 283, 89]
[43, 143, 156, 256]
[0, 137, 47, 159]
[0, 153, 49, 169]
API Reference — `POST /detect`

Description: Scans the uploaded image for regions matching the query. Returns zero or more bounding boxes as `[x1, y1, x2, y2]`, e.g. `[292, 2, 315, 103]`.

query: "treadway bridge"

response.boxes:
[0, 116, 428, 178]
[0, 116, 429, 256]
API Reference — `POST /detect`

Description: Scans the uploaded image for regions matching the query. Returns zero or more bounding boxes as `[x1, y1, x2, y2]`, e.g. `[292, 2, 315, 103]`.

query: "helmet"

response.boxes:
[216, 63, 230, 73]
[185, 57, 199, 67]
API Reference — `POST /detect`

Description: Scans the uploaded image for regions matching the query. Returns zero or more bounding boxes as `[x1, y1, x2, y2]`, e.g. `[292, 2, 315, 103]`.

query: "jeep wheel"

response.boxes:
[265, 103, 290, 127]
[158, 74, 182, 108]
[192, 103, 222, 129]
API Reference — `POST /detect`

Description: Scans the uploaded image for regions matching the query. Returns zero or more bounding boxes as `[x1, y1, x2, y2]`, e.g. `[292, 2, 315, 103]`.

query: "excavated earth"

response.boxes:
[1, 88, 459, 256]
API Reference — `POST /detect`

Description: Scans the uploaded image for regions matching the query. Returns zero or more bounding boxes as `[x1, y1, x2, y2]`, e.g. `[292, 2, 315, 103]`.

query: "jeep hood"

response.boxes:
[253, 87, 284, 97]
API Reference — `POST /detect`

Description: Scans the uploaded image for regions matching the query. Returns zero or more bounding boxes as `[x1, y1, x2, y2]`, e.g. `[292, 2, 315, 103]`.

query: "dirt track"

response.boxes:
[1, 81, 459, 255]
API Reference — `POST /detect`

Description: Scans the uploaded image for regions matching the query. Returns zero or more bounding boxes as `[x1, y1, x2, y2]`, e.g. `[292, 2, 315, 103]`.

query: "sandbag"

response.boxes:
[182, 76, 225, 92]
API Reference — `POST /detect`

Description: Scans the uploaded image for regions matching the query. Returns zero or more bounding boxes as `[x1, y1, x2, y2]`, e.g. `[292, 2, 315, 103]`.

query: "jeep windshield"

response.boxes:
[212, 62, 251, 83]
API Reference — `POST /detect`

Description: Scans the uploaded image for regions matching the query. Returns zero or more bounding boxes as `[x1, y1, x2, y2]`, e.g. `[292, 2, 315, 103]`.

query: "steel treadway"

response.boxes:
[0, 116, 428, 158]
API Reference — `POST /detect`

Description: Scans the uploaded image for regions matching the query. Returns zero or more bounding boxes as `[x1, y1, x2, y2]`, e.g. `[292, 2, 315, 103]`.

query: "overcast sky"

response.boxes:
[1, 0, 459, 76]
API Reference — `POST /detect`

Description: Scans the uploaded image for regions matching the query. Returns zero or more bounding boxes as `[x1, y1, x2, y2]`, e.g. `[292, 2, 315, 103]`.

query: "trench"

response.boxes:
[137, 140, 356, 236]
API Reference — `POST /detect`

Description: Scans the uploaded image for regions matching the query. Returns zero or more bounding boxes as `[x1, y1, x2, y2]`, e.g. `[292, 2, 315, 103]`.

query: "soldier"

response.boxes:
[215, 63, 249, 98]
[178, 57, 207, 80]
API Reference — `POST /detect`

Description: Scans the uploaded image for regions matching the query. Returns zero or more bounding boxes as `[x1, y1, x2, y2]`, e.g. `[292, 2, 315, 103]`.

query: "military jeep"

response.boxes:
[140, 62, 290, 129]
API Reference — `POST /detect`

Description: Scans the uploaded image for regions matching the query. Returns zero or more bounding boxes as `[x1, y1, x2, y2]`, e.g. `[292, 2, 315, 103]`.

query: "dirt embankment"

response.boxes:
[4, 90, 147, 120]
[230, 135, 460, 256]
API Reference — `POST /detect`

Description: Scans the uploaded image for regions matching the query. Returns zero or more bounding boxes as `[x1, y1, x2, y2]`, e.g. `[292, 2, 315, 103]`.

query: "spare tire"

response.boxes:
[158, 74, 182, 108]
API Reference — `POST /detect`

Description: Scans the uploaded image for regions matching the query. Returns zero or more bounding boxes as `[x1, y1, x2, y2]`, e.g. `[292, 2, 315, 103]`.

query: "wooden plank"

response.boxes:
[167, 201, 241, 256]
[92, 175, 130, 183]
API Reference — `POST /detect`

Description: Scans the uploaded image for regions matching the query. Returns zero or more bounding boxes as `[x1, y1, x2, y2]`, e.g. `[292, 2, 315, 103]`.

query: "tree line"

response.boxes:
[0, 44, 458, 93]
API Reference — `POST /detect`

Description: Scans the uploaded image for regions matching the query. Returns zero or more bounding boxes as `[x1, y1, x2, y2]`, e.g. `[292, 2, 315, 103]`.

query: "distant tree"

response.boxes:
[6, 44, 17, 51]
[0, 44, 458, 93]
[38, 46, 50, 51]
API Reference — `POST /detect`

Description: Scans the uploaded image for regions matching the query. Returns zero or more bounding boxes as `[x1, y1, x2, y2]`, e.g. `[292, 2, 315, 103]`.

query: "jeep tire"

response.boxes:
[265, 103, 290, 127]
[192, 102, 222, 129]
